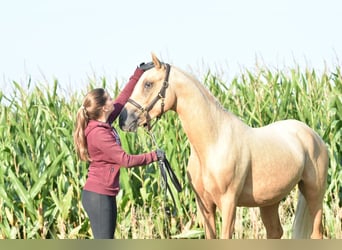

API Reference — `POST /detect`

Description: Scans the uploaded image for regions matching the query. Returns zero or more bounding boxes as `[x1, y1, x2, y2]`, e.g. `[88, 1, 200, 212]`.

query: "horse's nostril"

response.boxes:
[118, 108, 127, 128]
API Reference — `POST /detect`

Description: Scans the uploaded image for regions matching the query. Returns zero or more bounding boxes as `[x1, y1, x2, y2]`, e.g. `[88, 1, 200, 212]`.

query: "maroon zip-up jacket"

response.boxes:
[84, 68, 158, 196]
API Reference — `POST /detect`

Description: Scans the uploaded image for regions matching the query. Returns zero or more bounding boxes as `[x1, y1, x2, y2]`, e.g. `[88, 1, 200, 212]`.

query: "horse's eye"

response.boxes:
[144, 82, 153, 89]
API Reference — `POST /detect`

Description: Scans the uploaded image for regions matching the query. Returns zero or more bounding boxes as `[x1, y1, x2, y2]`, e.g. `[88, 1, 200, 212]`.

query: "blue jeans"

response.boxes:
[82, 190, 117, 239]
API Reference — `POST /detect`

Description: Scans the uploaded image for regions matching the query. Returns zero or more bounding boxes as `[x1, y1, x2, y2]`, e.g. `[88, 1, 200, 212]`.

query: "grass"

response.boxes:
[0, 65, 341, 239]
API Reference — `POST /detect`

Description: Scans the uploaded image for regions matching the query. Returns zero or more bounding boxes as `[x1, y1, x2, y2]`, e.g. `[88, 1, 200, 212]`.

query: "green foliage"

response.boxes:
[0, 65, 341, 238]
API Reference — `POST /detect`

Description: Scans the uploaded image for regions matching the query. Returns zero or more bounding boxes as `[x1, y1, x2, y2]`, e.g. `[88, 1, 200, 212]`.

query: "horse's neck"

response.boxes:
[173, 69, 246, 150]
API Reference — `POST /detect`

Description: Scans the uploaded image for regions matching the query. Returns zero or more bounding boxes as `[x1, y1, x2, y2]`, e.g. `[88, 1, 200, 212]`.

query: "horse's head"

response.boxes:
[119, 53, 176, 132]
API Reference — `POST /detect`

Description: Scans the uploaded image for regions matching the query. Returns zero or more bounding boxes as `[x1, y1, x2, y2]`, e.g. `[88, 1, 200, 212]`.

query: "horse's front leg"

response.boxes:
[195, 192, 217, 239]
[220, 192, 237, 239]
[187, 178, 217, 238]
[187, 152, 217, 239]
[219, 162, 249, 238]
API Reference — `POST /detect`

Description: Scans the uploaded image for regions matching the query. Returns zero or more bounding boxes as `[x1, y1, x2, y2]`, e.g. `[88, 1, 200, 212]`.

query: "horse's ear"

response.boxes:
[151, 52, 162, 69]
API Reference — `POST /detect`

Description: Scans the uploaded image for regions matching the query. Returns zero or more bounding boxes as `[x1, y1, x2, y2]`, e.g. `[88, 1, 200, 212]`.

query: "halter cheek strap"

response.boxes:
[127, 63, 171, 130]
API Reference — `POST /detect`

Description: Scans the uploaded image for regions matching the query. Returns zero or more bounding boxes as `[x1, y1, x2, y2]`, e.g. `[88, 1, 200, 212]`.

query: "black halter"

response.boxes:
[127, 63, 171, 130]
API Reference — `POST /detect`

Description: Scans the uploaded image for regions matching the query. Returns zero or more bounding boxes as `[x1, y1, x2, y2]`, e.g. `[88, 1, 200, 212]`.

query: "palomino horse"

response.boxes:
[119, 54, 329, 239]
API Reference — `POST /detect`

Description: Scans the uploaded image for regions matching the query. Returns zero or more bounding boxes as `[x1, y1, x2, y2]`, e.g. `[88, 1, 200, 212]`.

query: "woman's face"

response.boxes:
[104, 93, 114, 114]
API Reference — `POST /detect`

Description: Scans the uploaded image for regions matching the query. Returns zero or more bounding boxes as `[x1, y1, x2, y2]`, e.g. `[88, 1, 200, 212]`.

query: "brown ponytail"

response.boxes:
[73, 88, 108, 161]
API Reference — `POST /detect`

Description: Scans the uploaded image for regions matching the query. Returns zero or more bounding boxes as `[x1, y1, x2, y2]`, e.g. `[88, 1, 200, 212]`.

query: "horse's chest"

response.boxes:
[187, 167, 225, 203]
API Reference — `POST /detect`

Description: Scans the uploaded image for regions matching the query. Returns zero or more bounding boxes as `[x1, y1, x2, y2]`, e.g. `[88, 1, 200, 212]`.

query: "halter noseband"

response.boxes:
[127, 63, 171, 130]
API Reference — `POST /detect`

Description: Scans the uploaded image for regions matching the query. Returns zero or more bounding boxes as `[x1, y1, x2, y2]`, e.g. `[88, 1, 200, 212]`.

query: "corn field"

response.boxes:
[0, 65, 341, 239]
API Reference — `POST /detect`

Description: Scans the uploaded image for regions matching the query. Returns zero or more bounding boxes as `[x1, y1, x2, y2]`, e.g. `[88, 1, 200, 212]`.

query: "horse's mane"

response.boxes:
[173, 66, 227, 113]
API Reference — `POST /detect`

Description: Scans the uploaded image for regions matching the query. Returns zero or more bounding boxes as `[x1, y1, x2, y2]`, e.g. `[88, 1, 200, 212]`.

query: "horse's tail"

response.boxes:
[292, 192, 312, 238]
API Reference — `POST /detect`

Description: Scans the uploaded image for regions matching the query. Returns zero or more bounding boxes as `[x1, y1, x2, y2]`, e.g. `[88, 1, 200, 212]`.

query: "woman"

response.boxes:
[73, 62, 164, 239]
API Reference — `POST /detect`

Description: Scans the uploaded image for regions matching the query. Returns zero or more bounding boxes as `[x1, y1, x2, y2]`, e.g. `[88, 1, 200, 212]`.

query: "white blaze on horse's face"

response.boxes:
[119, 54, 174, 132]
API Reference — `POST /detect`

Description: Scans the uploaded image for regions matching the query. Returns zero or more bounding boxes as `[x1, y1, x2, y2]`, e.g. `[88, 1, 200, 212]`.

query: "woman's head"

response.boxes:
[74, 88, 112, 161]
[82, 88, 111, 120]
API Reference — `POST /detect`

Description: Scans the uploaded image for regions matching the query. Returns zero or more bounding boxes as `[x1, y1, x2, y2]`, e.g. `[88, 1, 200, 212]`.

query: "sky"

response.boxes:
[0, 0, 341, 95]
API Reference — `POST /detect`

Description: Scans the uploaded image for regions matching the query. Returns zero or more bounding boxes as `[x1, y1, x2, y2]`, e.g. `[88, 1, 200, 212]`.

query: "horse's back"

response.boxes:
[249, 119, 313, 162]
[266, 119, 327, 157]
[253, 119, 328, 171]
[254, 119, 325, 149]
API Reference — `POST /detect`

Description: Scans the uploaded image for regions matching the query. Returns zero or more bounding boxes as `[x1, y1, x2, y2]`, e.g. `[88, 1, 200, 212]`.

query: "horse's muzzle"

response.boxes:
[119, 108, 139, 132]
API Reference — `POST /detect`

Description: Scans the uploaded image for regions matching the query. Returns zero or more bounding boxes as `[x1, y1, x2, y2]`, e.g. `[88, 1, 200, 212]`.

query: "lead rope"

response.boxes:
[146, 130, 182, 238]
